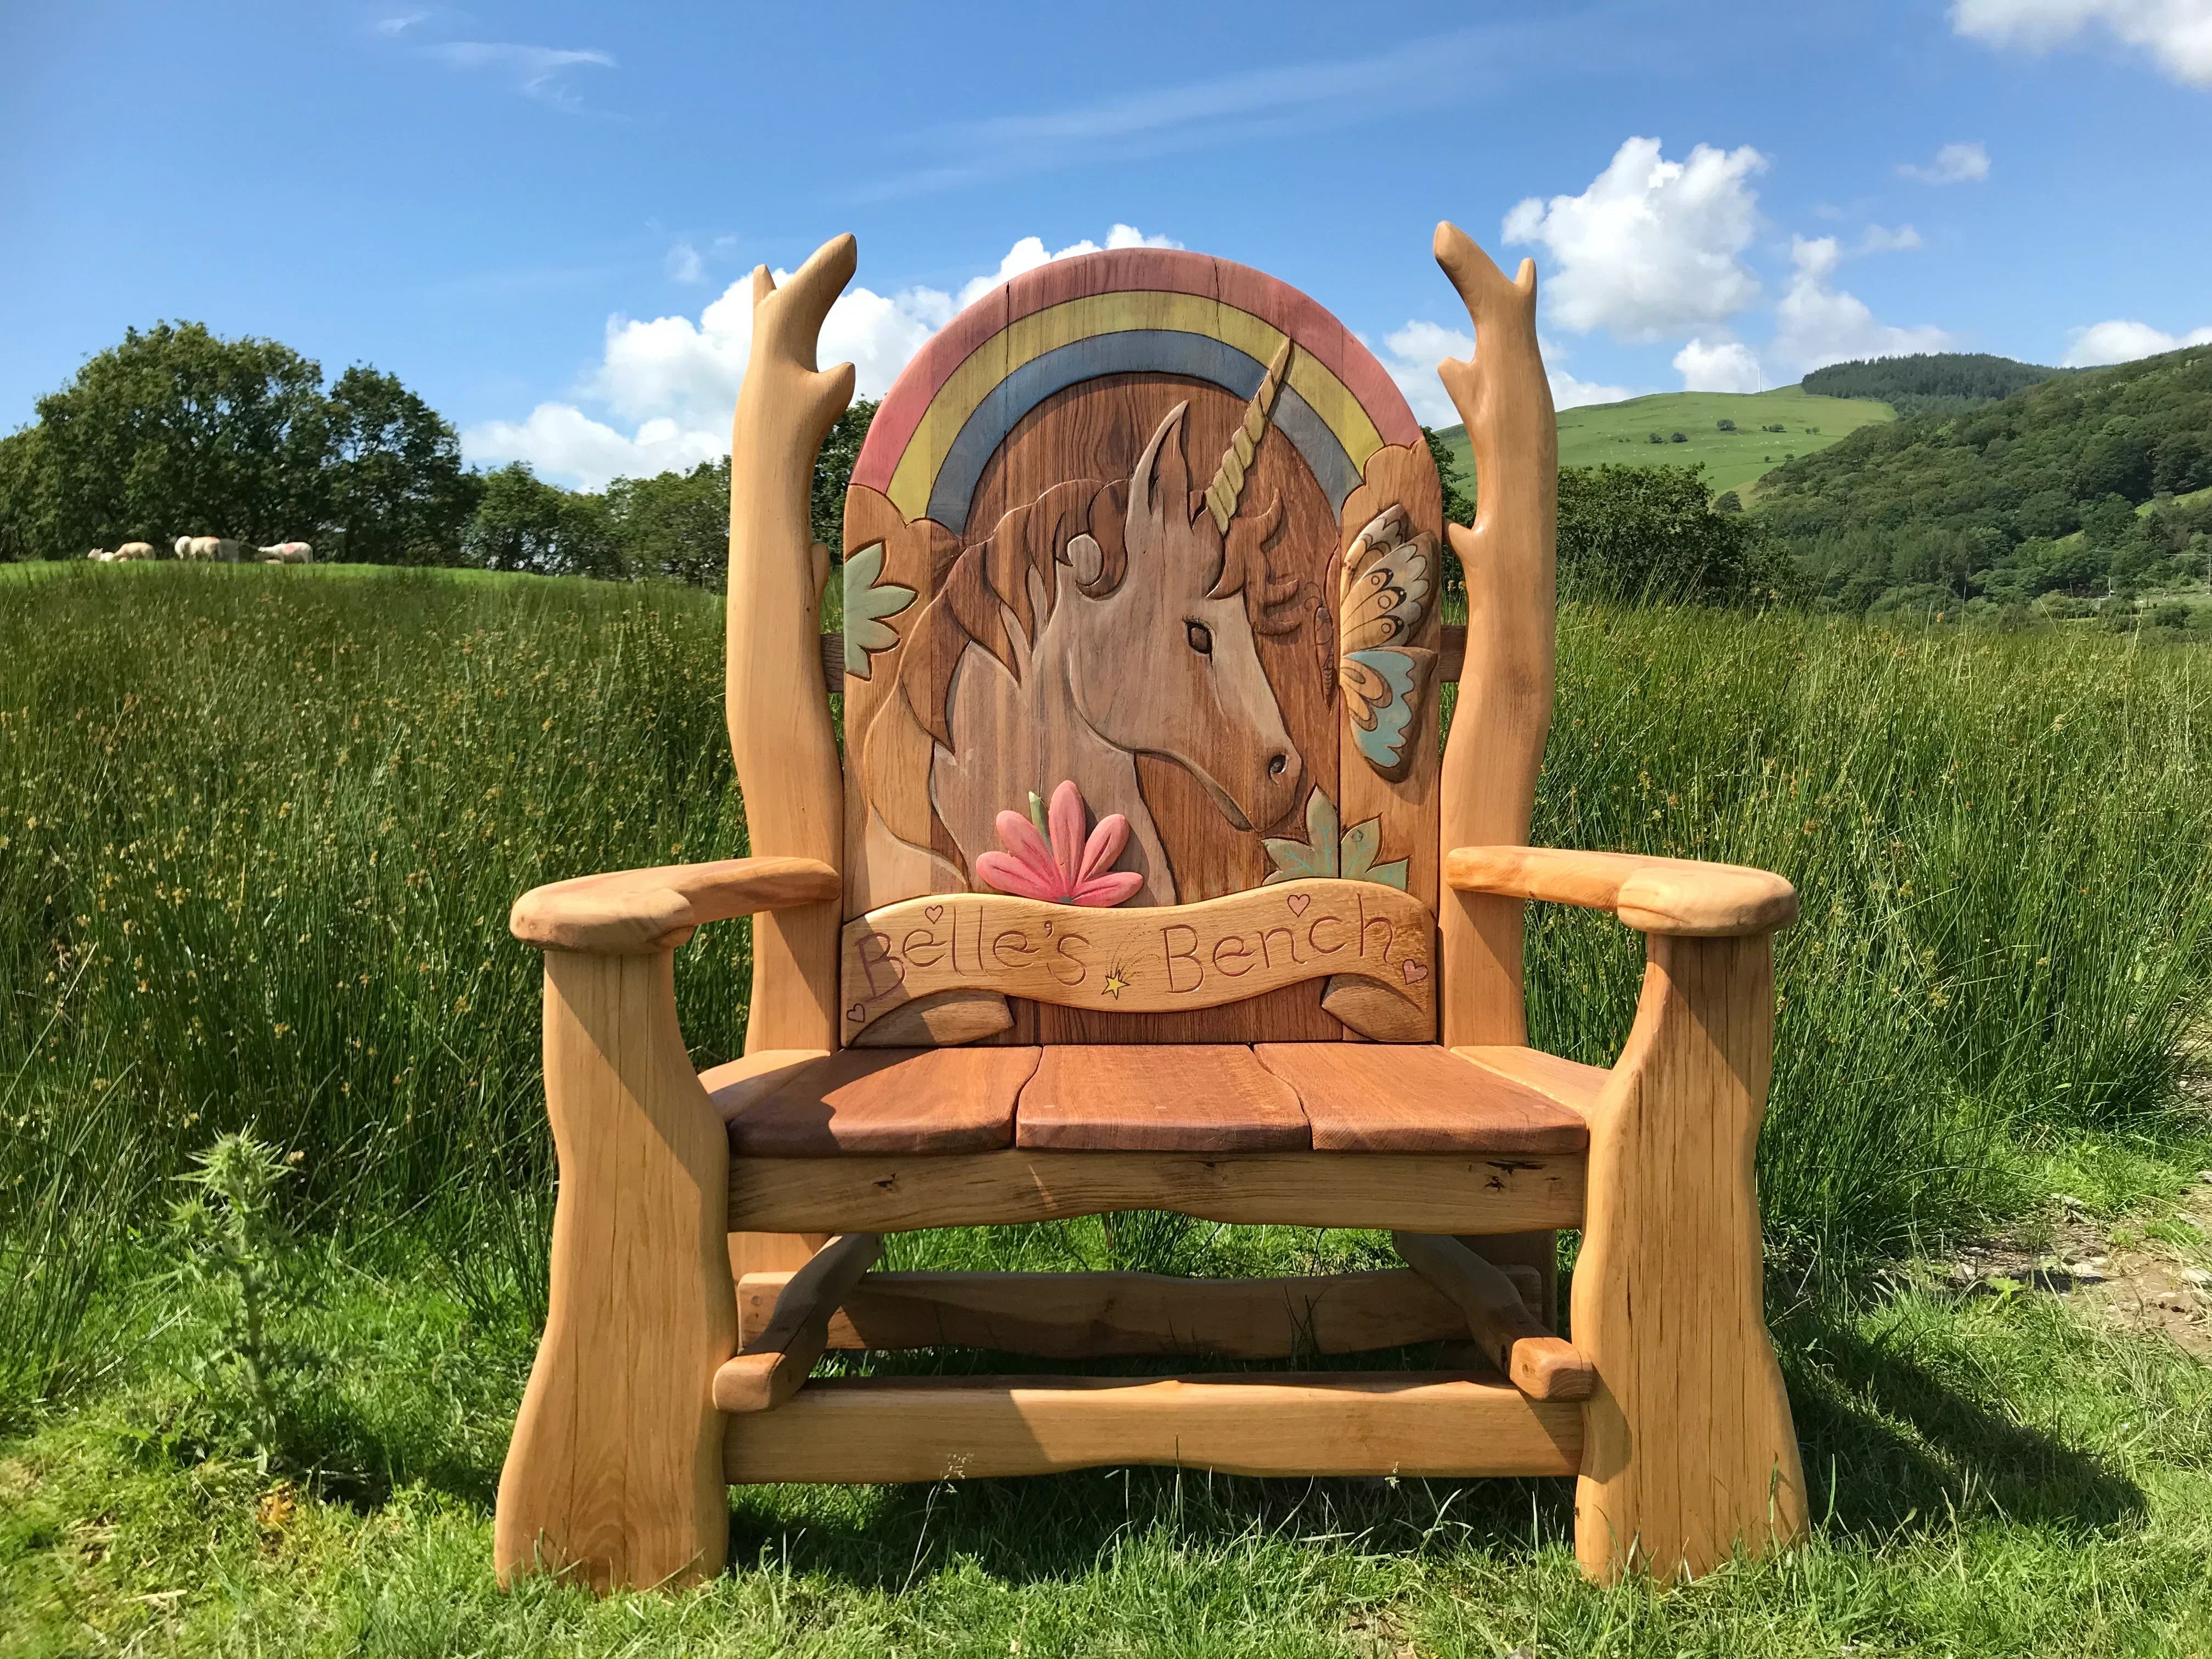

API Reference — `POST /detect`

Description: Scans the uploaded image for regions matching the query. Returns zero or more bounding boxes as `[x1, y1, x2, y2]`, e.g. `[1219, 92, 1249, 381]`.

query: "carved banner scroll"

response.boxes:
[840, 879, 1433, 1046]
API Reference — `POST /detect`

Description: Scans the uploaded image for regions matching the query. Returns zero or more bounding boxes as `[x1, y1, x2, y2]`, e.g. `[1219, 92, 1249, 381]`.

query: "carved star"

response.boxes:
[1102, 968, 1130, 999]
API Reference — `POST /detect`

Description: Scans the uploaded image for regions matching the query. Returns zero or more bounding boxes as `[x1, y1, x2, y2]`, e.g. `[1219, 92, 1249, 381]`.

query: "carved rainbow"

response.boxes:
[855, 250, 1424, 533]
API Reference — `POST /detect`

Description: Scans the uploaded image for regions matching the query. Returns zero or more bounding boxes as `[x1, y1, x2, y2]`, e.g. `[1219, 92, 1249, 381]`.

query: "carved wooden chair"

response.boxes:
[494, 226, 1807, 1595]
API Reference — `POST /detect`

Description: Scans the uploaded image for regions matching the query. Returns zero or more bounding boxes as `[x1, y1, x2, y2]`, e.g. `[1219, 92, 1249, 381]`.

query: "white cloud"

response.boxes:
[465, 406, 727, 488]
[376, 12, 427, 36]
[1951, 0, 2212, 85]
[1374, 320, 1631, 422]
[1503, 136, 1768, 342]
[664, 239, 705, 284]
[1897, 140, 1991, 184]
[2062, 318, 2212, 364]
[1769, 235, 1953, 374]
[952, 224, 1181, 309]
[426, 42, 616, 106]
[1674, 337, 1764, 393]
[1858, 223, 1923, 253]
[464, 227, 1177, 489]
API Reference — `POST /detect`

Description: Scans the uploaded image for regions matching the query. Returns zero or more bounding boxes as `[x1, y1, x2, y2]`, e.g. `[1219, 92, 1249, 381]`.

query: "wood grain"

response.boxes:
[735, 1266, 1487, 1358]
[1572, 933, 1807, 1582]
[712, 1232, 882, 1413]
[723, 1046, 1040, 1157]
[723, 1373, 1583, 1483]
[841, 881, 1431, 1043]
[1251, 1043, 1587, 1154]
[847, 988, 1014, 1047]
[729, 1147, 1585, 1234]
[494, 950, 732, 1593]
[1430, 225, 1558, 1051]
[1015, 1045, 1309, 1152]
[1444, 847, 1798, 938]
[1392, 1231, 1593, 1401]
[1451, 1045, 1607, 1116]
[511, 857, 840, 955]
[726, 236, 854, 1052]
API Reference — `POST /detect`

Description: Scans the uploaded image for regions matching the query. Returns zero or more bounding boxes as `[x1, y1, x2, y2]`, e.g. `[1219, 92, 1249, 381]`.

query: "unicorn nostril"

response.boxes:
[1267, 752, 1288, 779]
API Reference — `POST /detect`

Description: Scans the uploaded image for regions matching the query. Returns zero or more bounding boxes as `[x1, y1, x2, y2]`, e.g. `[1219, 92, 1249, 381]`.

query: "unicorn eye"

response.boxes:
[1184, 620, 1213, 656]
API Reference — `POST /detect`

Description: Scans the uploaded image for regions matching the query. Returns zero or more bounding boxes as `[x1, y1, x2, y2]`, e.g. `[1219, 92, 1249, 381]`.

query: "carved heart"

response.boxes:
[846, 1003, 865, 1024]
[1401, 960, 1429, 985]
[1285, 893, 1311, 917]
[925, 905, 945, 923]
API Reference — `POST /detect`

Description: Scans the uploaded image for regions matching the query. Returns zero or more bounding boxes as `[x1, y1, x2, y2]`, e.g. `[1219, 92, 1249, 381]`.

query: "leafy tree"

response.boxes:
[0, 426, 60, 562]
[29, 322, 331, 552]
[465, 462, 623, 579]
[325, 366, 478, 565]
[810, 398, 879, 552]
[1557, 464, 1791, 606]
[605, 459, 730, 588]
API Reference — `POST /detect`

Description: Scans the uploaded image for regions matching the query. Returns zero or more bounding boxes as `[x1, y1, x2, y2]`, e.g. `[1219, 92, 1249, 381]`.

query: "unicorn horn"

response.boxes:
[1203, 336, 1294, 534]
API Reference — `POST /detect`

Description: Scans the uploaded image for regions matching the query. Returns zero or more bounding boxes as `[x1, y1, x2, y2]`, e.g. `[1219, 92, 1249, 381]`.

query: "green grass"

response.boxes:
[4, 562, 2212, 1650]
[1436, 386, 1897, 501]
[6, 1235, 2212, 1655]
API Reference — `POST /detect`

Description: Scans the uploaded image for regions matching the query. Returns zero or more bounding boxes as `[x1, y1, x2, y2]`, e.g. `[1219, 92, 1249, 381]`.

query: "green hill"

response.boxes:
[1434, 385, 1894, 500]
[1760, 344, 2212, 612]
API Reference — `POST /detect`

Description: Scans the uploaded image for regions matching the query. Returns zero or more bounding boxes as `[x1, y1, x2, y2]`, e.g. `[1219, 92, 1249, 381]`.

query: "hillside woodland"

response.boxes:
[1763, 345, 2212, 615]
[1802, 351, 2066, 417]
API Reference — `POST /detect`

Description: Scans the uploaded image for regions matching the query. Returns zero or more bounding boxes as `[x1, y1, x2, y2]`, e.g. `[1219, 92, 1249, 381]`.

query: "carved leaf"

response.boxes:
[842, 541, 916, 680]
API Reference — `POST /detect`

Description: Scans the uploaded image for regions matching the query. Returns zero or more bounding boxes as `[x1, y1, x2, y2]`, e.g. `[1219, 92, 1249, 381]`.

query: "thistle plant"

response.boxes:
[170, 1131, 306, 1468]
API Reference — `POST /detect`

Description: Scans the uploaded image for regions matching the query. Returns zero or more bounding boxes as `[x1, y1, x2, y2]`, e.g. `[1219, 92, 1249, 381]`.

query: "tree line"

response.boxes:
[0, 320, 882, 581]
[1802, 351, 2067, 418]
[2, 320, 1796, 614]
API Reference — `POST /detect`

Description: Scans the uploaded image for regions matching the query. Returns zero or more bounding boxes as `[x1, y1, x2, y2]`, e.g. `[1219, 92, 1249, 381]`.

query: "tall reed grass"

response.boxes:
[3, 565, 2208, 1405]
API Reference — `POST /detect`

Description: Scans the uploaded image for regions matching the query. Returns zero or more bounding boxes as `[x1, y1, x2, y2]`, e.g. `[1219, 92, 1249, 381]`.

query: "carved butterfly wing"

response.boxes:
[1338, 506, 1438, 779]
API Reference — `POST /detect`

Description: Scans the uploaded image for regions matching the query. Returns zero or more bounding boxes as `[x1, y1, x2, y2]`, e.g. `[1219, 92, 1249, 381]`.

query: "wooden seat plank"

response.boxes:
[1015, 1045, 1310, 1152]
[1254, 1043, 1588, 1154]
[724, 1047, 1040, 1156]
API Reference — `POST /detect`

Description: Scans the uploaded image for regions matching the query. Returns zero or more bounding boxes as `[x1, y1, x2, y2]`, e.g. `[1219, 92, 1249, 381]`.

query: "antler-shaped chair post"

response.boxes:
[1431, 224, 1557, 1051]
[726, 236, 856, 1055]
[725, 238, 858, 1281]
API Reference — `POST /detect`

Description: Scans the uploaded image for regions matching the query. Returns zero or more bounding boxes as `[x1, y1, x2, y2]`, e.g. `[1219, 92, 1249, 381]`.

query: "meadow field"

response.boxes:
[1436, 385, 1896, 500]
[4, 562, 2211, 1654]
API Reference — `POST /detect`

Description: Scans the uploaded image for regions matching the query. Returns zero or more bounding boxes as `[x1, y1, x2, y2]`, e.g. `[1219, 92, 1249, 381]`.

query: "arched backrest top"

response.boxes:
[837, 249, 1447, 1048]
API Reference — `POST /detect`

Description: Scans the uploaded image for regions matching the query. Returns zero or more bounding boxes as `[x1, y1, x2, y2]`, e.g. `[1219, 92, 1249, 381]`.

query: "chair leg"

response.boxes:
[494, 950, 736, 1593]
[1571, 933, 1807, 1582]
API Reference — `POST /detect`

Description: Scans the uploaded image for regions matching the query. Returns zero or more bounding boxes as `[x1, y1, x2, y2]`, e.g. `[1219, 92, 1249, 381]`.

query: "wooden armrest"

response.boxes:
[511, 856, 840, 953]
[1443, 846, 1797, 937]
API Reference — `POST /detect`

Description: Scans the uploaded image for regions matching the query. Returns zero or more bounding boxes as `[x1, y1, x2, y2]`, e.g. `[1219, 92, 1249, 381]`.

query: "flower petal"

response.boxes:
[1047, 780, 1087, 886]
[1076, 812, 1130, 884]
[976, 850, 1066, 901]
[1070, 871, 1144, 907]
[993, 810, 1061, 883]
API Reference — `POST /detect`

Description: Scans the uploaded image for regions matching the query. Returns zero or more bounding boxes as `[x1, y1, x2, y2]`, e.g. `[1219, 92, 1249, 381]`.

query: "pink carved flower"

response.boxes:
[974, 780, 1144, 907]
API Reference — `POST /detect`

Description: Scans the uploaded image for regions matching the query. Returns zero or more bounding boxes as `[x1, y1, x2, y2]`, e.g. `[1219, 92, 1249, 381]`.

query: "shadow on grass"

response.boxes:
[724, 1295, 2149, 1590]
[1781, 1304, 2146, 1541]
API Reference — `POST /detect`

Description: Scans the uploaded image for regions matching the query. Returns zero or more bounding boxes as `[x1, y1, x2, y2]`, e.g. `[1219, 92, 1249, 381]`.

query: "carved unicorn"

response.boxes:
[862, 345, 1308, 906]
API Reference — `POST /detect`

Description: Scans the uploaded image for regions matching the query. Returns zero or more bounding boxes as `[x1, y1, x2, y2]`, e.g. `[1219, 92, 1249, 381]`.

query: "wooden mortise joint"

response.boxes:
[1392, 1231, 1594, 1401]
[712, 1232, 883, 1413]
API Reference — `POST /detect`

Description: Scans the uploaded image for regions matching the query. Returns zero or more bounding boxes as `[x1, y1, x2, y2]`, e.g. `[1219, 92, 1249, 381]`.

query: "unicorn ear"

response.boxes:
[1063, 532, 1105, 589]
[1127, 402, 1194, 541]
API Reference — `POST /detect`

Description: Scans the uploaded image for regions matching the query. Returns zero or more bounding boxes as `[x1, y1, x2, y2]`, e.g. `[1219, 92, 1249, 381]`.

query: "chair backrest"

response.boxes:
[834, 250, 1448, 1048]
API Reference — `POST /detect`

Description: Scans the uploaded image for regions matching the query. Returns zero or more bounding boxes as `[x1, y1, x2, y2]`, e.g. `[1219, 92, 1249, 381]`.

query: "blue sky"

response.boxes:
[4, 0, 2208, 487]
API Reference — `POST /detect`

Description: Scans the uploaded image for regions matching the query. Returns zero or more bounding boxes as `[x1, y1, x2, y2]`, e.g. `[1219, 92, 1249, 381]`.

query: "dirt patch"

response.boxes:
[1951, 1174, 2212, 1358]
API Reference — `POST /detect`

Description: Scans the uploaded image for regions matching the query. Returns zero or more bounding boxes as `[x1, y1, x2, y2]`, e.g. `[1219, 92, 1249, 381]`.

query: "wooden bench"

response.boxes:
[492, 225, 1806, 1594]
